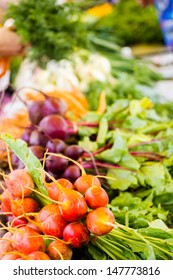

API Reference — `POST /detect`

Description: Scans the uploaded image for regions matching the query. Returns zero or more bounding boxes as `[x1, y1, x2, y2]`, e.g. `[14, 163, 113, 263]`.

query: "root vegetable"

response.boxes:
[86, 207, 115, 236]
[85, 186, 109, 209]
[47, 239, 73, 260]
[12, 226, 46, 254]
[63, 222, 90, 248]
[11, 197, 39, 217]
[28, 251, 51, 260]
[37, 204, 68, 238]
[74, 175, 101, 195]
[5, 169, 35, 198]
[39, 114, 68, 140]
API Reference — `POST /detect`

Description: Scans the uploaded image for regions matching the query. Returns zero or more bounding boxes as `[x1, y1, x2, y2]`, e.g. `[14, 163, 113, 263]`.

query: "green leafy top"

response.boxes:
[5, 0, 91, 66]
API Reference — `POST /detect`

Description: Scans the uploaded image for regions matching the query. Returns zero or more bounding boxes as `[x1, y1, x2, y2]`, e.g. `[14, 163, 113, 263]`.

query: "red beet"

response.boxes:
[86, 207, 115, 236]
[1, 189, 13, 214]
[5, 169, 35, 198]
[11, 197, 39, 217]
[37, 204, 68, 238]
[64, 145, 84, 160]
[63, 222, 90, 248]
[57, 178, 74, 190]
[1, 252, 20, 260]
[45, 179, 73, 201]
[11, 216, 28, 228]
[45, 181, 60, 201]
[45, 155, 68, 174]
[39, 114, 68, 140]
[46, 138, 66, 153]
[74, 175, 101, 195]
[28, 251, 50, 260]
[12, 226, 46, 254]
[62, 165, 81, 183]
[58, 188, 88, 222]
[29, 145, 45, 159]
[85, 186, 109, 209]
[47, 239, 73, 260]
[0, 234, 13, 259]
[28, 100, 44, 124]
[41, 97, 67, 118]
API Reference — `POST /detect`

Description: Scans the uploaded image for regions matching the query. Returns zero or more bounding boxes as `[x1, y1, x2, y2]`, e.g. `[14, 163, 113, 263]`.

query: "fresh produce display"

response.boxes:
[1, 0, 173, 262]
[1, 93, 173, 260]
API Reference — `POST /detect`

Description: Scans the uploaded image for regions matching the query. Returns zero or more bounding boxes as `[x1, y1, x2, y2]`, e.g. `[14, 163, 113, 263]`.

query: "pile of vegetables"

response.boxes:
[1, 94, 173, 260]
[5, 0, 163, 66]
[3, 0, 163, 119]
[1, 0, 173, 261]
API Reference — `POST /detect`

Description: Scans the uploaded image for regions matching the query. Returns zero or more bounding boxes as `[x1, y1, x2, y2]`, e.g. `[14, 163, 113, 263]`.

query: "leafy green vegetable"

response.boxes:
[5, 0, 92, 66]
[92, 0, 163, 46]
[107, 169, 138, 191]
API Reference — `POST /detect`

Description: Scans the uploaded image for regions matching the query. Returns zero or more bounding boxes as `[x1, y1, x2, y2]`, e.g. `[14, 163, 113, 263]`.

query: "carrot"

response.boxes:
[0, 58, 10, 78]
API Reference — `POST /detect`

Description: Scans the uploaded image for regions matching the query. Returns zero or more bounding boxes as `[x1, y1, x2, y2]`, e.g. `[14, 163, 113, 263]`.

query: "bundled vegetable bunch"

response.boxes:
[0, 131, 117, 260]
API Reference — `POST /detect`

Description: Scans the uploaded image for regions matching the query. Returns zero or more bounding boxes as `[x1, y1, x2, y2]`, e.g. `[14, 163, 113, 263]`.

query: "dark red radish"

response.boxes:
[21, 126, 34, 144]
[29, 129, 48, 147]
[85, 186, 109, 209]
[46, 138, 66, 153]
[12, 226, 46, 254]
[46, 155, 68, 174]
[64, 145, 84, 160]
[5, 169, 35, 198]
[11, 153, 25, 169]
[86, 207, 115, 236]
[28, 251, 50, 260]
[37, 204, 68, 238]
[29, 145, 45, 159]
[28, 100, 44, 124]
[62, 165, 81, 183]
[11, 197, 39, 217]
[63, 222, 90, 248]
[41, 97, 67, 118]
[47, 239, 73, 260]
[74, 175, 101, 195]
[39, 114, 68, 140]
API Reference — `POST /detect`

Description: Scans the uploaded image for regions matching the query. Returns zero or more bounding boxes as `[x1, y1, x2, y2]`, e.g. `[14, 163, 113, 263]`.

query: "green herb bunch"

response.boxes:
[5, 0, 91, 66]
